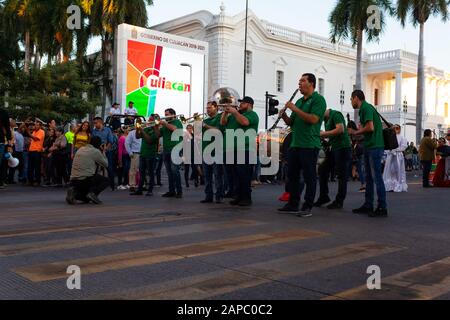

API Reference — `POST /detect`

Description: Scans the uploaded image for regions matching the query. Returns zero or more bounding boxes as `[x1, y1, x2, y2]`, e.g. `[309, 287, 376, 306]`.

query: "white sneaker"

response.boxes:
[117, 185, 127, 190]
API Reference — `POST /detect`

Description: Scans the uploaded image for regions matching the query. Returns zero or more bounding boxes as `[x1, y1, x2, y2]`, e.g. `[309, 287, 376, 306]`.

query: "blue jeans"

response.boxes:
[203, 162, 224, 201]
[106, 151, 116, 189]
[364, 148, 387, 209]
[0, 144, 5, 184]
[163, 151, 182, 194]
[287, 148, 319, 208]
[356, 156, 365, 185]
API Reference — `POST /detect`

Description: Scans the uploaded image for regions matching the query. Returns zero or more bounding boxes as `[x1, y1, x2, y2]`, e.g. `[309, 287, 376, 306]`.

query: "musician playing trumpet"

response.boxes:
[277, 73, 326, 217]
[154, 108, 184, 198]
[220, 96, 259, 207]
[200, 101, 225, 204]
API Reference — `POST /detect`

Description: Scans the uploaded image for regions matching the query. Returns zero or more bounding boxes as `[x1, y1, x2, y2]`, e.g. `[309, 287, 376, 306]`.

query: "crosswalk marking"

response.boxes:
[0, 219, 264, 257]
[0, 213, 206, 239]
[13, 229, 327, 282]
[324, 256, 450, 300]
[91, 242, 404, 300]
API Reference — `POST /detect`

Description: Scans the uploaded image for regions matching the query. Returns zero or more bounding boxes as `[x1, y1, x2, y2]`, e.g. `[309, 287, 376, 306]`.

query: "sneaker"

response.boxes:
[117, 185, 127, 190]
[327, 202, 343, 210]
[352, 205, 373, 214]
[162, 192, 176, 198]
[224, 192, 234, 199]
[130, 191, 143, 196]
[278, 204, 300, 214]
[313, 197, 331, 207]
[297, 205, 313, 218]
[238, 199, 252, 207]
[175, 193, 183, 199]
[129, 187, 136, 193]
[359, 186, 366, 193]
[200, 199, 214, 204]
[86, 193, 102, 205]
[66, 188, 76, 205]
[369, 207, 388, 218]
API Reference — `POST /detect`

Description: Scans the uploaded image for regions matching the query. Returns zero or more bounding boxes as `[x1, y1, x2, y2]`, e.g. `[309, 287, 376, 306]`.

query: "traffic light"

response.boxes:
[268, 98, 279, 116]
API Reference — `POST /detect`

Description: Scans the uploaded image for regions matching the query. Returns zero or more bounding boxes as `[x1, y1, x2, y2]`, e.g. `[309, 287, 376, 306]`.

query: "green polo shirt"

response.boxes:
[325, 110, 351, 150]
[140, 127, 158, 158]
[202, 113, 223, 152]
[359, 101, 384, 149]
[290, 91, 326, 149]
[225, 110, 259, 152]
[160, 119, 183, 152]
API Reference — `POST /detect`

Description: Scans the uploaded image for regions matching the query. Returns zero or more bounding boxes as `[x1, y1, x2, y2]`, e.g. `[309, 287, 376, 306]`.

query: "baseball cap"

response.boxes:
[238, 96, 254, 105]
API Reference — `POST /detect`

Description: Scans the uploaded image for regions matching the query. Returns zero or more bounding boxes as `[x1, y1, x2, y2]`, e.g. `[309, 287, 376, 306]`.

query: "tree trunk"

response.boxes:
[24, 31, 31, 73]
[354, 28, 363, 122]
[101, 38, 113, 119]
[416, 22, 425, 145]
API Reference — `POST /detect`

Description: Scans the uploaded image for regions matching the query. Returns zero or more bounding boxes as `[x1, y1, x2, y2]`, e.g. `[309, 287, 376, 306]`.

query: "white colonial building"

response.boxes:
[152, 6, 450, 143]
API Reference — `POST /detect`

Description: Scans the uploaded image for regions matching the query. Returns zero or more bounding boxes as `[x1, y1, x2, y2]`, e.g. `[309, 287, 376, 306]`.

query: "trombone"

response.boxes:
[129, 115, 185, 130]
[180, 113, 206, 124]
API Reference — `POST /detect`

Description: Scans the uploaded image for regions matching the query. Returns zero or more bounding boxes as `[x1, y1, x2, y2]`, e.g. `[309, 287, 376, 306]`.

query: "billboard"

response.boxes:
[115, 24, 208, 117]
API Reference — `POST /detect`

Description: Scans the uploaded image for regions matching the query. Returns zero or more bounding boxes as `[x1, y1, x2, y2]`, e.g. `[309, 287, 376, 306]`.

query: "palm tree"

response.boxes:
[81, 0, 154, 118]
[329, 0, 393, 119]
[396, 0, 449, 144]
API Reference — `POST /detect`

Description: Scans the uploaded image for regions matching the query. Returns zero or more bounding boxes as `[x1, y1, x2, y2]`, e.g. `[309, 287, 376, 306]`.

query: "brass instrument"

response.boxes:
[129, 115, 185, 130]
[180, 113, 206, 124]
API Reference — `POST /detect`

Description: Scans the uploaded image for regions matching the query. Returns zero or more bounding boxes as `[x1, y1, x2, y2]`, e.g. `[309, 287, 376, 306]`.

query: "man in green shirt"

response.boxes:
[315, 109, 352, 209]
[201, 101, 225, 204]
[348, 90, 387, 218]
[131, 115, 159, 197]
[220, 96, 259, 206]
[154, 108, 184, 198]
[278, 73, 326, 217]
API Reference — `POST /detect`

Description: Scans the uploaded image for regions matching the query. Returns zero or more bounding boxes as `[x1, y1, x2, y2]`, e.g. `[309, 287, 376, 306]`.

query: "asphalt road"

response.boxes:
[0, 173, 449, 300]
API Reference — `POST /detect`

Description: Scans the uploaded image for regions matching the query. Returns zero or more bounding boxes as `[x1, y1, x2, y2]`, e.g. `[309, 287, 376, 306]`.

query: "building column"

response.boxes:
[395, 71, 403, 112]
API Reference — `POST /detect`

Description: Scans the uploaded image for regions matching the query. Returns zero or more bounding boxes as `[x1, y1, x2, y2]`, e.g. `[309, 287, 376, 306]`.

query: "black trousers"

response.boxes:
[318, 147, 352, 205]
[421, 160, 432, 187]
[138, 156, 156, 193]
[53, 153, 69, 185]
[28, 152, 42, 184]
[7, 152, 24, 183]
[229, 151, 254, 201]
[71, 174, 110, 201]
[287, 148, 319, 208]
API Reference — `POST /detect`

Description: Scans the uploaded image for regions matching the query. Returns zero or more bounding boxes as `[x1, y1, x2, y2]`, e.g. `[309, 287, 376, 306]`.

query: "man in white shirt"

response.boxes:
[109, 103, 122, 130]
[125, 124, 142, 193]
[124, 101, 138, 126]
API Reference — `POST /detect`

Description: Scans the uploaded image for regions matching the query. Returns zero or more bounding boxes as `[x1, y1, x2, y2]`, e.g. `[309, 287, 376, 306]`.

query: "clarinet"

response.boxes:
[269, 89, 299, 131]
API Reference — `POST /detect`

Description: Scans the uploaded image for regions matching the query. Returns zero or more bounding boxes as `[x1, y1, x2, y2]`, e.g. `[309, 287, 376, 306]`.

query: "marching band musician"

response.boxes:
[130, 115, 159, 197]
[154, 108, 184, 199]
[201, 101, 225, 204]
[277, 73, 327, 217]
[315, 109, 352, 209]
[220, 96, 259, 207]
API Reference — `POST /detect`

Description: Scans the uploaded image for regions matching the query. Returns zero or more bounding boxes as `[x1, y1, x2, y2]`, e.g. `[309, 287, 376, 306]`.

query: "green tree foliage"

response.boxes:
[3, 62, 100, 122]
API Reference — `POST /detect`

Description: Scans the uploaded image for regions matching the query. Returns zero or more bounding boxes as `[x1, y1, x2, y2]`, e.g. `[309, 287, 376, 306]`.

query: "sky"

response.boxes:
[137, 0, 450, 72]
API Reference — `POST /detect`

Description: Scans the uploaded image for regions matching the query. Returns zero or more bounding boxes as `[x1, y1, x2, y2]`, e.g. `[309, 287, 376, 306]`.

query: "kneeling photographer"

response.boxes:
[66, 136, 109, 205]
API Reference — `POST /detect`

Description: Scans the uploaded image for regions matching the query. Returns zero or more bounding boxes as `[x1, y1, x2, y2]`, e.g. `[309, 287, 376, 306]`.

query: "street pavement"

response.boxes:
[0, 172, 449, 300]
